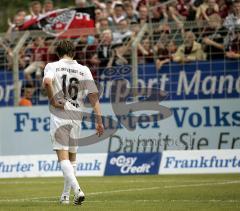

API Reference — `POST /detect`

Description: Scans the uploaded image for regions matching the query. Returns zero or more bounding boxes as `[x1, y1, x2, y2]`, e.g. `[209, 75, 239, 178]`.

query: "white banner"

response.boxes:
[0, 99, 239, 155]
[0, 153, 107, 178]
[106, 99, 240, 152]
[159, 149, 240, 174]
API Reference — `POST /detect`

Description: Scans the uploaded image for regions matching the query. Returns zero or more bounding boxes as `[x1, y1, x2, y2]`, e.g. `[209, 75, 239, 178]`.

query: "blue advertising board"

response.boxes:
[0, 60, 240, 106]
[0, 71, 22, 106]
[100, 60, 240, 102]
[0, 70, 48, 106]
[104, 153, 161, 175]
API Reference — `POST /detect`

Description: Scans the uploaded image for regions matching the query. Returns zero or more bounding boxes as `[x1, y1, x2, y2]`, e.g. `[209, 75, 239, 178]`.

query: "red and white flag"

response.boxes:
[19, 7, 95, 37]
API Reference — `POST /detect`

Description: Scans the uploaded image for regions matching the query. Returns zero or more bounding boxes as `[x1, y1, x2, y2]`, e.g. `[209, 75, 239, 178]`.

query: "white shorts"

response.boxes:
[50, 110, 82, 153]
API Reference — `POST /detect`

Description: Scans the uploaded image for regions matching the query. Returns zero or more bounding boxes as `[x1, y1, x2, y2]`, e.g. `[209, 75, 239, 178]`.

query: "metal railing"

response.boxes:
[12, 31, 30, 106]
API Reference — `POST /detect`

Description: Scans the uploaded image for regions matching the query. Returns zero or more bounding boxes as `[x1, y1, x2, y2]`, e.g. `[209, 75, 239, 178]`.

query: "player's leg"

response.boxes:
[58, 150, 70, 204]
[49, 116, 79, 204]
[68, 149, 85, 205]
[57, 150, 84, 205]
[69, 152, 77, 175]
[60, 152, 77, 201]
[57, 150, 80, 195]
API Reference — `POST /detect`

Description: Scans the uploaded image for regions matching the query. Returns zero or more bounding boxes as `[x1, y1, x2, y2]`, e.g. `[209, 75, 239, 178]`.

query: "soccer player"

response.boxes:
[43, 40, 104, 205]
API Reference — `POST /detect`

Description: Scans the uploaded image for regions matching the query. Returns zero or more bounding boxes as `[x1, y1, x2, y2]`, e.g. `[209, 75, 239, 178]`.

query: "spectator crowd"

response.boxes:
[1, 0, 240, 105]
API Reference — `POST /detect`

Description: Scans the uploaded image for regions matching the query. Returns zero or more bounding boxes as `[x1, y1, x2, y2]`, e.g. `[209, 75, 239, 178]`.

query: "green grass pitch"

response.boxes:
[0, 174, 239, 211]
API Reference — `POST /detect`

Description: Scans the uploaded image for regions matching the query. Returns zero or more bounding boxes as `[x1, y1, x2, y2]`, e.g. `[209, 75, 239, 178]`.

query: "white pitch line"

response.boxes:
[0, 187, 160, 202]
[164, 180, 240, 189]
[0, 179, 235, 185]
[87, 186, 160, 196]
[1, 199, 239, 204]
[87, 180, 240, 196]
[0, 181, 61, 185]
[0, 180, 240, 203]
[0, 179, 231, 185]
[0, 196, 58, 202]
[76, 199, 240, 203]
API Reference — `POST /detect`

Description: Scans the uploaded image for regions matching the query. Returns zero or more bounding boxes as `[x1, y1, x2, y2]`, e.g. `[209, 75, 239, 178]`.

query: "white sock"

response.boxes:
[60, 160, 80, 195]
[61, 161, 77, 197]
[62, 178, 71, 197]
[72, 161, 77, 176]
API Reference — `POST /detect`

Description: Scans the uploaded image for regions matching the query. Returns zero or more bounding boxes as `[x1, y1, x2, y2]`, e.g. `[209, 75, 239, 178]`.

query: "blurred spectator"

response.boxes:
[225, 27, 240, 59]
[75, 0, 88, 8]
[136, 0, 146, 11]
[113, 31, 135, 65]
[24, 37, 48, 85]
[223, 0, 240, 52]
[132, 0, 142, 10]
[138, 37, 154, 64]
[105, 0, 114, 17]
[43, 0, 54, 13]
[45, 37, 58, 62]
[218, 0, 229, 19]
[196, 0, 210, 19]
[97, 17, 111, 34]
[109, 3, 126, 25]
[122, 0, 132, 5]
[155, 36, 177, 70]
[86, 52, 101, 79]
[0, 37, 27, 70]
[17, 9, 27, 21]
[197, 0, 219, 22]
[74, 33, 99, 78]
[6, 9, 27, 38]
[138, 6, 148, 25]
[153, 23, 171, 45]
[151, 5, 168, 23]
[149, 0, 159, 7]
[223, 0, 240, 31]
[91, 0, 107, 10]
[112, 19, 132, 45]
[10, 15, 25, 30]
[202, 14, 225, 60]
[19, 83, 35, 106]
[97, 29, 114, 68]
[156, 40, 177, 70]
[25, 1, 43, 21]
[7, 47, 27, 70]
[75, 34, 90, 63]
[134, 0, 158, 12]
[173, 31, 206, 63]
[95, 8, 106, 30]
[95, 8, 103, 23]
[14, 9, 27, 26]
[124, 3, 138, 24]
[168, 0, 191, 21]
[75, 34, 98, 65]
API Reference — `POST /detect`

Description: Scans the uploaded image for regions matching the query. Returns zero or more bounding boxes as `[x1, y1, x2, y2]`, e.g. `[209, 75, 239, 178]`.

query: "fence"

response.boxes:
[0, 21, 240, 106]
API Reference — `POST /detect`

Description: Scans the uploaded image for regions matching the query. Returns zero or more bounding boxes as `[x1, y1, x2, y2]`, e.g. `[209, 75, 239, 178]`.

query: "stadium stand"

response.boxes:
[0, 0, 240, 106]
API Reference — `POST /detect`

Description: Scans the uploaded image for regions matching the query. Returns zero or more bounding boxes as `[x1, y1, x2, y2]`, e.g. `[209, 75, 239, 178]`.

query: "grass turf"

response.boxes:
[0, 174, 239, 211]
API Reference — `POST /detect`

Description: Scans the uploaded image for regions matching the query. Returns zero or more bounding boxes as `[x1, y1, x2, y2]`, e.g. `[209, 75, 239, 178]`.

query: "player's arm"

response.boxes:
[88, 93, 104, 137]
[84, 66, 104, 136]
[43, 78, 65, 109]
[42, 63, 65, 109]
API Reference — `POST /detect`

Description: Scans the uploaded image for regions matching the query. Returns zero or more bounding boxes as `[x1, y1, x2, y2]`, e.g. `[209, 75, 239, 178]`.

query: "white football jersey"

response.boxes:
[43, 58, 97, 111]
